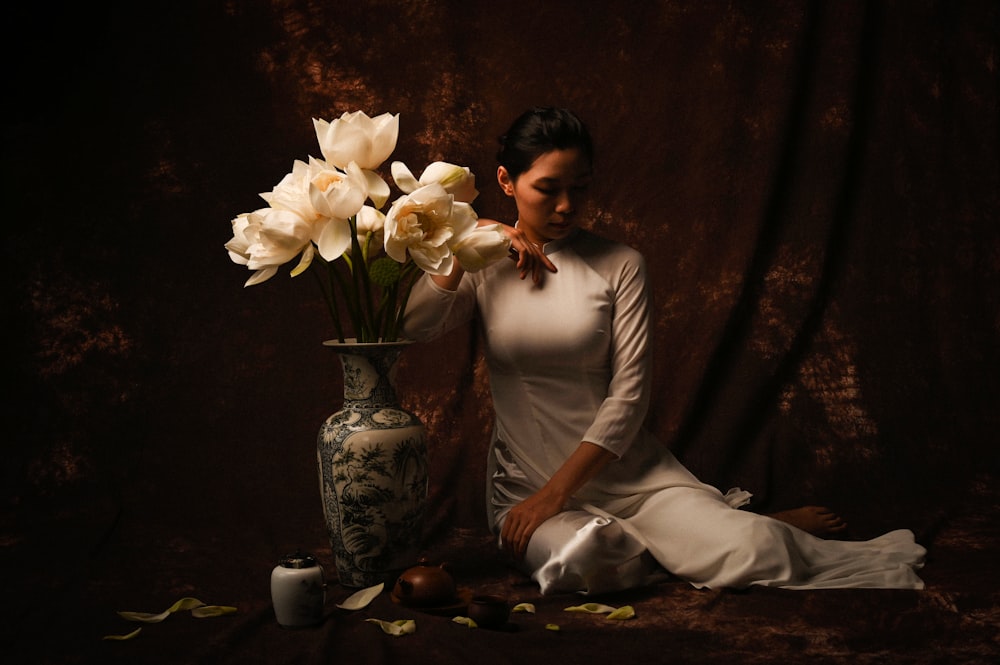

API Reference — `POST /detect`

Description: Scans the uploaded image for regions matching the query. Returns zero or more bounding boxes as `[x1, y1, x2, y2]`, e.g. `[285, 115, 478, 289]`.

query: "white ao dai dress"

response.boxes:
[403, 229, 925, 594]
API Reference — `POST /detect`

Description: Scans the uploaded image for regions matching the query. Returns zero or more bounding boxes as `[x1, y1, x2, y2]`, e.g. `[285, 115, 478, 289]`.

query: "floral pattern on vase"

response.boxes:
[317, 340, 428, 588]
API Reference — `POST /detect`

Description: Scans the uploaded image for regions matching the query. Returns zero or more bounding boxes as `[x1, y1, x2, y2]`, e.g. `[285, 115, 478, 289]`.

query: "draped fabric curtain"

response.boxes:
[4, 0, 997, 574]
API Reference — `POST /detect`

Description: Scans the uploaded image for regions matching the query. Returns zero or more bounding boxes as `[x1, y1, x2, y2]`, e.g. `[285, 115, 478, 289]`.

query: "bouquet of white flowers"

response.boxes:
[225, 111, 511, 342]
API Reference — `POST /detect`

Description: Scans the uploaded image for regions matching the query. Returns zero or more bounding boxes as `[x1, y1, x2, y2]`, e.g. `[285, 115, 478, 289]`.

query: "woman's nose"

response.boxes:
[556, 191, 575, 213]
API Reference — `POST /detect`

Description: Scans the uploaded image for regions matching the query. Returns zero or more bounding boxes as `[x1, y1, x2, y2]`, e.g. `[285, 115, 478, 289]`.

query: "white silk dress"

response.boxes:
[403, 228, 925, 594]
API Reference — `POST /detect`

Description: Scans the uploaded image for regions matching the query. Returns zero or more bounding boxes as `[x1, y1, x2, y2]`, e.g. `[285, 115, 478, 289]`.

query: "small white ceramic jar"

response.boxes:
[270, 551, 326, 627]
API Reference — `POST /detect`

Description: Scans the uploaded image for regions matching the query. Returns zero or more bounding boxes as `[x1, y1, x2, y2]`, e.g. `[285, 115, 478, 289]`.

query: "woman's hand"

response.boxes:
[500, 442, 617, 561]
[500, 488, 565, 561]
[498, 223, 557, 284]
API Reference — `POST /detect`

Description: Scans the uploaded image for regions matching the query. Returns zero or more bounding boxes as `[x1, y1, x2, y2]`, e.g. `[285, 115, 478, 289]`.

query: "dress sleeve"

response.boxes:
[401, 272, 477, 341]
[580, 251, 652, 458]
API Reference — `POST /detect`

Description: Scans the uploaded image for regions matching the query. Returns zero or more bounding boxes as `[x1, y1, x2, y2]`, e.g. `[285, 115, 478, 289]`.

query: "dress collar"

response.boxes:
[513, 222, 580, 256]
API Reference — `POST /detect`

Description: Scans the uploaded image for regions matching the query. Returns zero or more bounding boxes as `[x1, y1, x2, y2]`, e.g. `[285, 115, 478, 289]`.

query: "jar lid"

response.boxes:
[279, 551, 318, 569]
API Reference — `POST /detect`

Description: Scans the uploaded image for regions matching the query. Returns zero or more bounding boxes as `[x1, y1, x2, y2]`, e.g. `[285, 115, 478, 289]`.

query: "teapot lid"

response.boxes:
[279, 551, 318, 569]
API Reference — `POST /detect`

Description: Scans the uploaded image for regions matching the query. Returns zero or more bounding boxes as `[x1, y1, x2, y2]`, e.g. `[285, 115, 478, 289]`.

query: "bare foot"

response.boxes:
[769, 506, 848, 537]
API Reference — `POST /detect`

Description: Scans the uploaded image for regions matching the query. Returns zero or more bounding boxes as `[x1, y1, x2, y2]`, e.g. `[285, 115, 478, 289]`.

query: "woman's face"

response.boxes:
[497, 148, 592, 245]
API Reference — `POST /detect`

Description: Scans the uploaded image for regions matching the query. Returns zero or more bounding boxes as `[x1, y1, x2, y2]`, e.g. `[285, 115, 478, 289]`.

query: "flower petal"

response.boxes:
[366, 618, 416, 636]
[309, 159, 367, 220]
[364, 169, 391, 209]
[191, 605, 238, 618]
[418, 161, 479, 203]
[410, 246, 454, 276]
[563, 603, 618, 614]
[450, 223, 511, 272]
[317, 218, 352, 260]
[118, 597, 206, 623]
[289, 243, 315, 277]
[247, 208, 313, 268]
[314, 112, 399, 170]
[390, 161, 419, 193]
[244, 267, 277, 287]
[606, 605, 636, 620]
[336, 582, 384, 610]
[103, 627, 143, 641]
[367, 113, 400, 168]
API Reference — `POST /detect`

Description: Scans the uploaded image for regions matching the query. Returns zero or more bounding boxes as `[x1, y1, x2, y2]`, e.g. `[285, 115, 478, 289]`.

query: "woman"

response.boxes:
[403, 107, 925, 594]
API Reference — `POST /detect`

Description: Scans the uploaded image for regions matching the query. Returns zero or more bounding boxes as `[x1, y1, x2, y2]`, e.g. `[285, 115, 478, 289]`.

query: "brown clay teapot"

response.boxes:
[392, 557, 457, 607]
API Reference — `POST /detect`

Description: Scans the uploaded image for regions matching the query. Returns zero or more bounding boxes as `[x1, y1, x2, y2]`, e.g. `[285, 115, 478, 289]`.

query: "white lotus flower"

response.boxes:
[384, 184, 477, 275]
[225, 210, 284, 286]
[225, 211, 259, 267]
[245, 207, 314, 270]
[260, 159, 319, 221]
[224, 207, 316, 286]
[356, 205, 386, 243]
[256, 159, 357, 264]
[314, 111, 399, 170]
[449, 223, 511, 272]
[314, 112, 398, 209]
[308, 157, 367, 221]
[391, 160, 479, 203]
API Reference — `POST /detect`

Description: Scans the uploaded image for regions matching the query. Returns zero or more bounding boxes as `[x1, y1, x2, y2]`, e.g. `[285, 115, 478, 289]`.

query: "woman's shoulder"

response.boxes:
[573, 228, 646, 268]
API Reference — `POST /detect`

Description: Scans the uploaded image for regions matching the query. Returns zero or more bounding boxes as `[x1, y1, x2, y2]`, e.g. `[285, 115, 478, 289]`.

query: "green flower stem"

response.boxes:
[375, 280, 397, 341]
[311, 255, 346, 343]
[386, 260, 420, 341]
[306, 221, 425, 343]
[348, 218, 376, 342]
[329, 255, 364, 341]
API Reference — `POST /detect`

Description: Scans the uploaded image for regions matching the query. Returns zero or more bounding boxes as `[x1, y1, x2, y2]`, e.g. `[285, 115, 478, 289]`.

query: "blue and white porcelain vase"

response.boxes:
[317, 339, 428, 588]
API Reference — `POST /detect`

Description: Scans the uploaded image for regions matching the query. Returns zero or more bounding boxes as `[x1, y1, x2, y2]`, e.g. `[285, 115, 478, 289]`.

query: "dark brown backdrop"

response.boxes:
[3, 1, 998, 663]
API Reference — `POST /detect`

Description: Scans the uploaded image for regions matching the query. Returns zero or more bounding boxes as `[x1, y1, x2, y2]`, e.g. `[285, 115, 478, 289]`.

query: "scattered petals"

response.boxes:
[337, 582, 384, 610]
[109, 596, 236, 640]
[545, 623, 561, 631]
[452, 616, 478, 628]
[366, 618, 416, 636]
[118, 597, 207, 623]
[511, 602, 536, 614]
[102, 627, 142, 641]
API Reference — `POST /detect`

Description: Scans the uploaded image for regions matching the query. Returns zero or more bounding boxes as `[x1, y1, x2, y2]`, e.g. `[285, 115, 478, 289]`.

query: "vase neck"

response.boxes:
[335, 345, 404, 407]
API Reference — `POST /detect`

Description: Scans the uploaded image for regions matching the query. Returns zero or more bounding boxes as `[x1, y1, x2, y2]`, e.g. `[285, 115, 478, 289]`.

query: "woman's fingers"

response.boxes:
[501, 225, 557, 284]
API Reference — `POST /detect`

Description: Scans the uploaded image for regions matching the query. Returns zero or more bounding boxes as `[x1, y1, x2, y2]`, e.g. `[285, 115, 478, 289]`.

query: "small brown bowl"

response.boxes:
[467, 594, 509, 628]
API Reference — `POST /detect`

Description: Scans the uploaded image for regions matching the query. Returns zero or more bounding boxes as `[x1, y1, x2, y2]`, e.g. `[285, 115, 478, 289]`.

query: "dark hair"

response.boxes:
[496, 107, 594, 180]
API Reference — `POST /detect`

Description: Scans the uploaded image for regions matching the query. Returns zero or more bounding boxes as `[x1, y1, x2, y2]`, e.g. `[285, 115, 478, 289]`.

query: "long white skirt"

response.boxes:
[492, 450, 926, 595]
